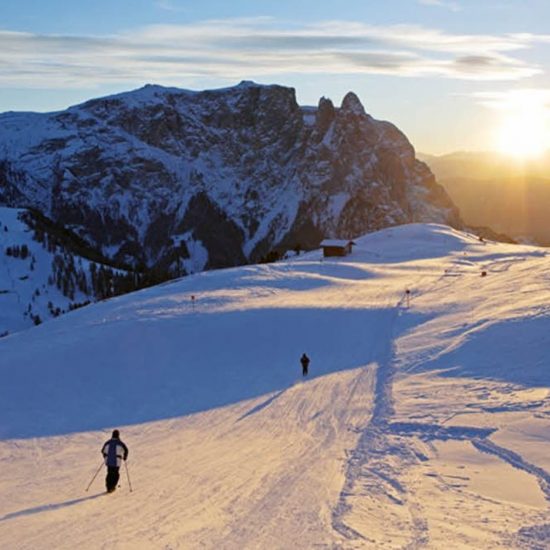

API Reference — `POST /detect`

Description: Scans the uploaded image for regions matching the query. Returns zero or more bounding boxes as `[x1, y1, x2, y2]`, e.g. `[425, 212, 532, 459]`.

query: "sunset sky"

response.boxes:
[1, 0, 549, 154]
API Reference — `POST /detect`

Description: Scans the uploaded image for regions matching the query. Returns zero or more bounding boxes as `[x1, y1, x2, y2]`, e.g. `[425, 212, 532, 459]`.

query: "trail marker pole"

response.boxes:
[85, 462, 103, 492]
[124, 461, 133, 492]
[405, 289, 411, 308]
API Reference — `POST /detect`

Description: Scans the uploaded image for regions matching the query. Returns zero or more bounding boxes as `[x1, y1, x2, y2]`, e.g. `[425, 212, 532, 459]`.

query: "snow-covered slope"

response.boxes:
[0, 224, 548, 549]
[0, 207, 96, 334]
[0, 206, 145, 336]
[0, 82, 461, 271]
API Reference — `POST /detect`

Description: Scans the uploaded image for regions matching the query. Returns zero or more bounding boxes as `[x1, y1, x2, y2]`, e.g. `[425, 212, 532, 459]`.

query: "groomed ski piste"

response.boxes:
[0, 223, 549, 549]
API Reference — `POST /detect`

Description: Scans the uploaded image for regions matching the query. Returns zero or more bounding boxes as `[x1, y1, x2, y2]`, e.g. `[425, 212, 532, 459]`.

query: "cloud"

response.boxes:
[418, 0, 461, 12]
[0, 19, 546, 89]
[154, 0, 188, 12]
[471, 89, 550, 111]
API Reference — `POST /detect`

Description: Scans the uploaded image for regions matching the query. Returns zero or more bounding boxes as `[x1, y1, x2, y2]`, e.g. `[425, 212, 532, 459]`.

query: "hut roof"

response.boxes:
[320, 239, 354, 248]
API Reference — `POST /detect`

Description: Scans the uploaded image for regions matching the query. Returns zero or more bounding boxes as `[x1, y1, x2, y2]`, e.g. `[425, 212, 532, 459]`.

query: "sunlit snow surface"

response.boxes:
[0, 223, 549, 549]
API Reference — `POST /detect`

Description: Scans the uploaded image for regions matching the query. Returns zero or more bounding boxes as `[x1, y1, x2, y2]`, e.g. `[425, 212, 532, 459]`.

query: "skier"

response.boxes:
[300, 353, 310, 377]
[101, 429, 129, 493]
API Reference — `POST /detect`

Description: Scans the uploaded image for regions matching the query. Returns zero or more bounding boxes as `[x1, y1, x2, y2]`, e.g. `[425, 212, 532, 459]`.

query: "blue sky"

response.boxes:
[1, 0, 549, 153]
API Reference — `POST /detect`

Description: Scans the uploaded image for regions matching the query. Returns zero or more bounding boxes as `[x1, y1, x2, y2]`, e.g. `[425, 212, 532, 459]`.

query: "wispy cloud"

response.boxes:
[418, 0, 461, 12]
[154, 0, 188, 13]
[472, 88, 550, 111]
[0, 19, 546, 89]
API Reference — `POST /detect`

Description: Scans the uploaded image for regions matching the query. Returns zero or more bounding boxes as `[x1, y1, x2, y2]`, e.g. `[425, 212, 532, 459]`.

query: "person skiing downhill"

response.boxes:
[101, 429, 129, 493]
[300, 353, 310, 377]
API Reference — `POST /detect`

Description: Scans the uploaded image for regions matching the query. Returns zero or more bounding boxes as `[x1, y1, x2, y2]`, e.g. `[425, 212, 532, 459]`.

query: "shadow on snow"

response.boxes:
[415, 316, 550, 388]
[0, 307, 428, 440]
[0, 493, 104, 523]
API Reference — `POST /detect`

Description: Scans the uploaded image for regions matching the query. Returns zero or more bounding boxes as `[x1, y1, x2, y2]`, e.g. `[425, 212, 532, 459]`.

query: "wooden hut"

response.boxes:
[320, 239, 355, 258]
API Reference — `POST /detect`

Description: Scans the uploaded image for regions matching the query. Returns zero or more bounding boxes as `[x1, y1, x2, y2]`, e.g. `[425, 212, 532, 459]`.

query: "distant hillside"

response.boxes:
[0, 207, 168, 336]
[419, 151, 550, 245]
[441, 177, 550, 245]
[419, 150, 550, 180]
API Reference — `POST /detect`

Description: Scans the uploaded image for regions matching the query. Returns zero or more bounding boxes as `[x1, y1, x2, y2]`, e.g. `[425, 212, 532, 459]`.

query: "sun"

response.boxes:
[495, 108, 548, 159]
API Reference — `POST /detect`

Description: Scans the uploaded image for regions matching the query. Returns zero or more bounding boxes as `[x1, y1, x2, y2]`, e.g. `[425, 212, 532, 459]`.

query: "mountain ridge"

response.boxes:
[0, 81, 461, 274]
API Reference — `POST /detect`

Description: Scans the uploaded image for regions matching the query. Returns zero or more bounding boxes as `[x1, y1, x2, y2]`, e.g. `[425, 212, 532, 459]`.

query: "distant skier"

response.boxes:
[300, 353, 310, 377]
[101, 429, 129, 493]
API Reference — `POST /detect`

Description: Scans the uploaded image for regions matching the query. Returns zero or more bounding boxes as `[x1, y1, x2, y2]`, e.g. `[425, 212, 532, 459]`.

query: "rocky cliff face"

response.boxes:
[0, 81, 461, 273]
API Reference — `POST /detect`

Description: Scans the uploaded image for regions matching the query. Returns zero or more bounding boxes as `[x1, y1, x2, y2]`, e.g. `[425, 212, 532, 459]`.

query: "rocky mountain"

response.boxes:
[0, 81, 461, 273]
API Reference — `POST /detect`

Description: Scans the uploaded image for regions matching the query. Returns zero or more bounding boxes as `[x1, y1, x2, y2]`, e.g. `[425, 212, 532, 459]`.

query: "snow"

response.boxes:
[320, 238, 353, 247]
[327, 191, 350, 219]
[0, 207, 93, 335]
[179, 232, 209, 274]
[0, 223, 549, 548]
[301, 106, 317, 126]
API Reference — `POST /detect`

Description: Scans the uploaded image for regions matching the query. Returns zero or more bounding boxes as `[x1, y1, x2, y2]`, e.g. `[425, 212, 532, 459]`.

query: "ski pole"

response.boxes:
[85, 462, 103, 492]
[124, 460, 133, 492]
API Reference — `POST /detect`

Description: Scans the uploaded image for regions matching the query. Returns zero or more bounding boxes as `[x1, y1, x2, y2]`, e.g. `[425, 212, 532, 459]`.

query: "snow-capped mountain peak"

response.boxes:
[0, 82, 461, 276]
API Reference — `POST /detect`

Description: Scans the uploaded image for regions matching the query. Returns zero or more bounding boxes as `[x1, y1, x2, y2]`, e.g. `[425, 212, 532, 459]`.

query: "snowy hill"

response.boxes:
[0, 206, 100, 335]
[0, 82, 461, 272]
[0, 223, 549, 548]
[0, 206, 154, 336]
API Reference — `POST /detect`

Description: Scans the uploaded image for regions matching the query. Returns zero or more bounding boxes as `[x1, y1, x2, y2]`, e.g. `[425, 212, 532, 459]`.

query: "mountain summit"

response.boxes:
[0, 82, 461, 273]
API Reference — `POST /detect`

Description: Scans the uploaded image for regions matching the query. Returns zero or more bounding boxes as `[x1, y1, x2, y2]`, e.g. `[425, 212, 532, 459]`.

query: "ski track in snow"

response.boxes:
[331, 272, 429, 547]
[472, 439, 550, 502]
[330, 248, 550, 548]
[0, 224, 549, 549]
